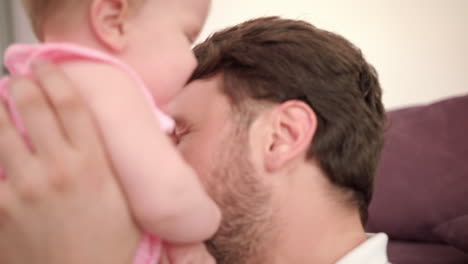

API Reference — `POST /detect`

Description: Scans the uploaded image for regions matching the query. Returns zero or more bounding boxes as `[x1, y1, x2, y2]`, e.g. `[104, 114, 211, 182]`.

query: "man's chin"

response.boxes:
[203, 174, 275, 264]
[203, 133, 276, 264]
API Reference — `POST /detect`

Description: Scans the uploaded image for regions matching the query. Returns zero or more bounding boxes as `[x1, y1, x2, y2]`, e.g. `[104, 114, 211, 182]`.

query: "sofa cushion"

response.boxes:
[366, 94, 468, 253]
[388, 240, 468, 264]
[433, 215, 468, 254]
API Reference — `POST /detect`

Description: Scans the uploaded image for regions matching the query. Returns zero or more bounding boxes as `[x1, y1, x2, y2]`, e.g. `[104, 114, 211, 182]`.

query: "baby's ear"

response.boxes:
[89, 0, 130, 51]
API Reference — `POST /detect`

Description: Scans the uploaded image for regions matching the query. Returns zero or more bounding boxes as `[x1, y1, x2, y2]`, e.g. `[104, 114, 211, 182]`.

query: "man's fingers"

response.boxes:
[0, 182, 15, 229]
[160, 250, 171, 264]
[0, 96, 32, 175]
[33, 63, 103, 151]
[9, 77, 68, 157]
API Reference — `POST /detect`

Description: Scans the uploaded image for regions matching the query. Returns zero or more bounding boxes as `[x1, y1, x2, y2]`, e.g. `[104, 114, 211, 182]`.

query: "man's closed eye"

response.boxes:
[170, 126, 189, 145]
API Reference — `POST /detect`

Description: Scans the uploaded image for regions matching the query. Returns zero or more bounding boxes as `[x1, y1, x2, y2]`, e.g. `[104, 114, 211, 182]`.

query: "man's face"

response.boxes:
[164, 76, 275, 264]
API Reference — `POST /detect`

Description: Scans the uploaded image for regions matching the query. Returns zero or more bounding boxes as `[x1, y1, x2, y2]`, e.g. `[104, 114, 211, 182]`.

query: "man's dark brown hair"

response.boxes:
[190, 16, 386, 223]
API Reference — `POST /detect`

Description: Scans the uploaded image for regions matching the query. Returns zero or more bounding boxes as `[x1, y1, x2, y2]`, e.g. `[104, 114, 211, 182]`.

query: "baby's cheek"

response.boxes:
[162, 63, 195, 103]
[158, 75, 185, 105]
[145, 53, 196, 105]
[141, 71, 178, 106]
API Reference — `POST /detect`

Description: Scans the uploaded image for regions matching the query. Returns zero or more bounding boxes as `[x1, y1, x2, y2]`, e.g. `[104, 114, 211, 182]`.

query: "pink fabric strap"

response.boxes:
[134, 234, 162, 264]
[4, 43, 175, 133]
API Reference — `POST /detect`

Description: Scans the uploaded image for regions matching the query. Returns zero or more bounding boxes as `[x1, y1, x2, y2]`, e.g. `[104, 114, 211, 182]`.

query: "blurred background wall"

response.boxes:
[0, 0, 13, 73]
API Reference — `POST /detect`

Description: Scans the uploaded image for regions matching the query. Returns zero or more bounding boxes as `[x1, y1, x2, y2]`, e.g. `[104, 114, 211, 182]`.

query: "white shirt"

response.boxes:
[336, 233, 390, 264]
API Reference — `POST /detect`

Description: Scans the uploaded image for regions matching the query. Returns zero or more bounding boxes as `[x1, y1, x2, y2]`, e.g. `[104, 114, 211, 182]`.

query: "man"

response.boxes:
[0, 17, 388, 263]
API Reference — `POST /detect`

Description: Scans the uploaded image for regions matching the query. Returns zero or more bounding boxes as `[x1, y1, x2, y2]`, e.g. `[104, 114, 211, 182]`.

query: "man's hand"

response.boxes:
[161, 243, 216, 264]
[0, 63, 140, 264]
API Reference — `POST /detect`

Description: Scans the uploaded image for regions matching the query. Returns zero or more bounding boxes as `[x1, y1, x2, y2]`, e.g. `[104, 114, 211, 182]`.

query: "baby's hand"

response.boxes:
[160, 243, 216, 264]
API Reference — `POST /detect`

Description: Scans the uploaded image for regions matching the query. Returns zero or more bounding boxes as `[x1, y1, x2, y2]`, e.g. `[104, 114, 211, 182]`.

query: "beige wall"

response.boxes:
[0, 0, 13, 72]
[201, 0, 468, 109]
[10, 0, 468, 108]
[11, 0, 36, 43]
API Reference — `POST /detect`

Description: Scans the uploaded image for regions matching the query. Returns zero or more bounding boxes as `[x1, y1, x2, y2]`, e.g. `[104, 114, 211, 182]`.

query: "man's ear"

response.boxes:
[264, 100, 317, 172]
[89, 0, 129, 51]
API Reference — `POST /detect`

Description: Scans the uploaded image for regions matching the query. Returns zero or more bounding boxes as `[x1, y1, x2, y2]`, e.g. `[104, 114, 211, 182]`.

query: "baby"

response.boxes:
[0, 0, 220, 263]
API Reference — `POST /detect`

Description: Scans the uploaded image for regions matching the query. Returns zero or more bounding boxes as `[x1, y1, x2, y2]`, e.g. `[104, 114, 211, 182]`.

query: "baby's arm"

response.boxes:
[58, 61, 221, 243]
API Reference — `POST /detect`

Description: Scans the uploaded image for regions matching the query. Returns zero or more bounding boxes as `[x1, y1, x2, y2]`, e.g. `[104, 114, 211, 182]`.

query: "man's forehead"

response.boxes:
[163, 76, 224, 119]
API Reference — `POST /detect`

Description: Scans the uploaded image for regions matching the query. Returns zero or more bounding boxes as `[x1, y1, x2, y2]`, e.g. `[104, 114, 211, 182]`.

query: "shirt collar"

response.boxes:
[336, 233, 389, 264]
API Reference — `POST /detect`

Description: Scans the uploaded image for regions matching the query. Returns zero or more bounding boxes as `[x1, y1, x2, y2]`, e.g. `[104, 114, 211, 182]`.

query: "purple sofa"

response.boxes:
[366, 94, 468, 264]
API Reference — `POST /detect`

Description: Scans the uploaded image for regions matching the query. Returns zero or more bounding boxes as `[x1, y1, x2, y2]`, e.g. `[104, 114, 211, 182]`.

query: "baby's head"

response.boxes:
[22, 0, 211, 105]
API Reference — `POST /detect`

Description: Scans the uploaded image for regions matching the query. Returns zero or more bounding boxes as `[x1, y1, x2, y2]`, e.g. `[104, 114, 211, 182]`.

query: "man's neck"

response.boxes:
[270, 165, 368, 263]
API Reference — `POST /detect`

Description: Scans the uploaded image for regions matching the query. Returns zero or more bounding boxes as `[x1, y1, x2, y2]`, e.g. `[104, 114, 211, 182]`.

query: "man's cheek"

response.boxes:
[178, 147, 210, 180]
[177, 142, 194, 162]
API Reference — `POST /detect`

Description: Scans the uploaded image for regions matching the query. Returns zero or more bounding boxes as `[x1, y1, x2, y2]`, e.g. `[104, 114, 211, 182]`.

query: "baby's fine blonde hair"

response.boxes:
[22, 0, 145, 40]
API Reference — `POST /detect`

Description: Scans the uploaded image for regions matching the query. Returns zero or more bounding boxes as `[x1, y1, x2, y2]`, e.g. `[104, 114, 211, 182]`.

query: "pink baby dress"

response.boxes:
[0, 43, 175, 264]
